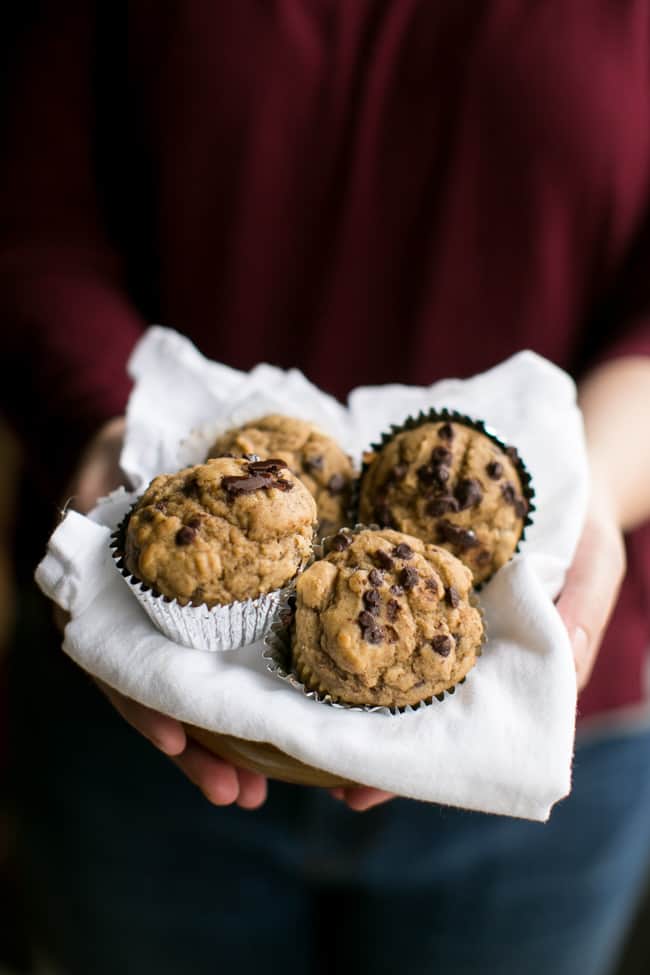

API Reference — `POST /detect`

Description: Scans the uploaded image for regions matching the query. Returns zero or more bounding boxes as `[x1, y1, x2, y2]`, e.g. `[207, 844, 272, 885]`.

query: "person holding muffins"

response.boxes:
[3, 5, 650, 975]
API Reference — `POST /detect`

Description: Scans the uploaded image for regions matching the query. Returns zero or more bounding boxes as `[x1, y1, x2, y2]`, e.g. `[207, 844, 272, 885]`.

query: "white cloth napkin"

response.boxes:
[36, 326, 588, 821]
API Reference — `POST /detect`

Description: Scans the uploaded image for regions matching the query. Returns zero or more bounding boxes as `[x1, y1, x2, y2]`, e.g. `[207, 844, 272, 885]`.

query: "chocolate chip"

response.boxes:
[390, 584, 404, 596]
[500, 481, 528, 518]
[400, 566, 419, 590]
[222, 473, 274, 497]
[431, 446, 452, 465]
[393, 543, 414, 560]
[374, 504, 395, 528]
[186, 516, 202, 529]
[384, 463, 408, 486]
[445, 586, 460, 608]
[362, 589, 382, 614]
[437, 520, 480, 550]
[247, 458, 288, 474]
[272, 477, 294, 492]
[475, 549, 491, 565]
[386, 598, 401, 621]
[303, 455, 324, 472]
[365, 625, 384, 645]
[385, 625, 399, 643]
[182, 477, 201, 499]
[358, 613, 383, 644]
[426, 496, 460, 516]
[330, 532, 352, 552]
[425, 577, 440, 594]
[358, 610, 376, 628]
[327, 473, 347, 495]
[514, 497, 528, 519]
[501, 481, 516, 503]
[438, 423, 454, 441]
[486, 461, 503, 480]
[432, 634, 453, 657]
[417, 463, 449, 488]
[417, 464, 436, 486]
[175, 526, 196, 546]
[455, 478, 483, 510]
[506, 446, 520, 464]
[368, 568, 383, 586]
[374, 549, 395, 571]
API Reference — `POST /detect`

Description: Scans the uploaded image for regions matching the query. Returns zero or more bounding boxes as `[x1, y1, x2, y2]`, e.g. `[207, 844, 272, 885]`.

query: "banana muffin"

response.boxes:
[358, 420, 529, 584]
[206, 414, 355, 536]
[291, 528, 484, 708]
[124, 456, 317, 606]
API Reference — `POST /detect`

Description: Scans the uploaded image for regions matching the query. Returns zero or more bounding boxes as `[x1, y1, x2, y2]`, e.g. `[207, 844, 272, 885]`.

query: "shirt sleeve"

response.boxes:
[0, 4, 144, 486]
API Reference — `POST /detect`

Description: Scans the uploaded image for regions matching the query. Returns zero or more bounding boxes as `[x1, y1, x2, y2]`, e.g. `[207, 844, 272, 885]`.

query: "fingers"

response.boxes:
[330, 786, 395, 812]
[66, 416, 127, 515]
[235, 767, 269, 810]
[556, 516, 626, 691]
[97, 681, 268, 809]
[170, 740, 239, 805]
[97, 680, 187, 756]
[171, 741, 268, 808]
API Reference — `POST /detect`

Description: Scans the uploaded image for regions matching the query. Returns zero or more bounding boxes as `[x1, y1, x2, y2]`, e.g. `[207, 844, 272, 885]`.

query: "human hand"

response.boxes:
[556, 488, 626, 691]
[65, 416, 268, 809]
[329, 785, 396, 811]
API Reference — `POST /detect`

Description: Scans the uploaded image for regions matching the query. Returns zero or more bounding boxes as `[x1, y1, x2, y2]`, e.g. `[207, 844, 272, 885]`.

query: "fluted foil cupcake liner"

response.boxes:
[262, 532, 486, 714]
[352, 408, 535, 583]
[110, 509, 295, 653]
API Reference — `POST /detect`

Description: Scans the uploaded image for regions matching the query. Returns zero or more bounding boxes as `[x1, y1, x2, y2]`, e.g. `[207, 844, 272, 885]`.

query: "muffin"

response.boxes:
[290, 528, 484, 708]
[124, 456, 317, 606]
[206, 414, 355, 536]
[358, 419, 530, 584]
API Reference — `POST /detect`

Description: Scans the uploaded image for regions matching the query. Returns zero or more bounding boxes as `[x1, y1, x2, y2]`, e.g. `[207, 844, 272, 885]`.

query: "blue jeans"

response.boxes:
[10, 593, 650, 975]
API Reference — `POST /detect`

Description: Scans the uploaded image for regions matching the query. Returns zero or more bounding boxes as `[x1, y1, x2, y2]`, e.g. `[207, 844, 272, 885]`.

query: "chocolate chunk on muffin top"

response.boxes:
[291, 528, 484, 708]
[206, 414, 356, 537]
[357, 421, 529, 584]
[124, 456, 317, 606]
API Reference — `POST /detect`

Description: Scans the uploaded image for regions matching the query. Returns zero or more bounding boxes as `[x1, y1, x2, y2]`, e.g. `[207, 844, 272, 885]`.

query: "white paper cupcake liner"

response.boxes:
[110, 512, 290, 652]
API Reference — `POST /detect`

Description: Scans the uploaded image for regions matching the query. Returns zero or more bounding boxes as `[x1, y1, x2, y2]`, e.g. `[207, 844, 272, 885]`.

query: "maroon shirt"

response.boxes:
[2, 3, 649, 720]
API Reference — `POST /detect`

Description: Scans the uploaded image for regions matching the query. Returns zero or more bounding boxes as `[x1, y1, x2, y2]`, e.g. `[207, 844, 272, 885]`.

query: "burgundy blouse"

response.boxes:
[2, 2, 649, 720]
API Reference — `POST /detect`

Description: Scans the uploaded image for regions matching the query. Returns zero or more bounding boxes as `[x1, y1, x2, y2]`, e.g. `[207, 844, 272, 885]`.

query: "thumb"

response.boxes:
[556, 515, 625, 691]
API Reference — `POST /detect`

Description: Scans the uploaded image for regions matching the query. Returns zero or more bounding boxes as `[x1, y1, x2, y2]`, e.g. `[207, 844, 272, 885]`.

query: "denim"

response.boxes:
[10, 594, 650, 975]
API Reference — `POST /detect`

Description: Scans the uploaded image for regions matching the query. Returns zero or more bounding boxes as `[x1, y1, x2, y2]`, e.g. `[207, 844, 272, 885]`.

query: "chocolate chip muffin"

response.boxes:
[124, 457, 317, 606]
[291, 528, 484, 708]
[206, 414, 355, 536]
[358, 420, 529, 584]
